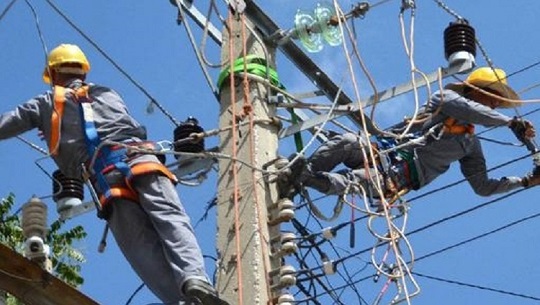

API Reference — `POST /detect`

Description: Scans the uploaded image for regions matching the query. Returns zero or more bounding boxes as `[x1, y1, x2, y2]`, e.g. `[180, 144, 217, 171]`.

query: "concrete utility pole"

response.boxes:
[216, 8, 284, 305]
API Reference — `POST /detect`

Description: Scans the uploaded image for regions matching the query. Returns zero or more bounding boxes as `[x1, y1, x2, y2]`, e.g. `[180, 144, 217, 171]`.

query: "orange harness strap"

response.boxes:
[49, 86, 67, 155]
[98, 161, 178, 206]
[50, 85, 177, 210]
[98, 187, 139, 206]
[49, 85, 91, 155]
[442, 117, 475, 135]
[129, 162, 178, 184]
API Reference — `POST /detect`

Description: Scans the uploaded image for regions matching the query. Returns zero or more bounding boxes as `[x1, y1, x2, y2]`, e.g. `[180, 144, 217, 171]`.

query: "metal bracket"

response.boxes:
[172, 0, 223, 45]
[59, 201, 97, 220]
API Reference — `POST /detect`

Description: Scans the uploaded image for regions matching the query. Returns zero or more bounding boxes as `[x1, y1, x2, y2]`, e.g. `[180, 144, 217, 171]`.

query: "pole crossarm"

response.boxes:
[278, 62, 474, 138]
[0, 243, 99, 305]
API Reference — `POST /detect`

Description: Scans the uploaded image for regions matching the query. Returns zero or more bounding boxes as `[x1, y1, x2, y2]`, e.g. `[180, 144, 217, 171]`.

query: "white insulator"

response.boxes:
[280, 265, 296, 276]
[281, 241, 298, 255]
[447, 51, 475, 70]
[276, 232, 297, 256]
[278, 208, 295, 222]
[278, 198, 294, 210]
[281, 232, 297, 243]
[279, 274, 297, 287]
[21, 197, 48, 239]
[321, 227, 335, 240]
[278, 293, 295, 305]
[323, 260, 336, 275]
[279, 265, 296, 287]
[277, 198, 295, 222]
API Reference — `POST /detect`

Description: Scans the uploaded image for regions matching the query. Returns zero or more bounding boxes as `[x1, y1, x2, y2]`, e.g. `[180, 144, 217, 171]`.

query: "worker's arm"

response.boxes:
[0, 96, 44, 140]
[432, 90, 512, 127]
[459, 137, 523, 196]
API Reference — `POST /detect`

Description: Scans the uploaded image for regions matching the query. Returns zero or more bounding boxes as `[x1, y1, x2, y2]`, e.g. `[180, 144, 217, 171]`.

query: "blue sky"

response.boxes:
[1, 1, 540, 304]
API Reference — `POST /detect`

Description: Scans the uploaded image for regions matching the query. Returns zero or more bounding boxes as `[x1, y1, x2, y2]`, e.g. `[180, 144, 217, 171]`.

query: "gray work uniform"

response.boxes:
[305, 89, 523, 196]
[0, 79, 209, 304]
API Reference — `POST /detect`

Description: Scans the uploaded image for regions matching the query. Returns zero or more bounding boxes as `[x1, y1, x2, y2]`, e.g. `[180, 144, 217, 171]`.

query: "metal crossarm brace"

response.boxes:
[173, 0, 223, 44]
[279, 62, 474, 139]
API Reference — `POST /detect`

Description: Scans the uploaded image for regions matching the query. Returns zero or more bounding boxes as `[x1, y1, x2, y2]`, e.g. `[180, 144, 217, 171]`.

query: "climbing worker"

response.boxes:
[0, 43, 229, 305]
[285, 67, 540, 199]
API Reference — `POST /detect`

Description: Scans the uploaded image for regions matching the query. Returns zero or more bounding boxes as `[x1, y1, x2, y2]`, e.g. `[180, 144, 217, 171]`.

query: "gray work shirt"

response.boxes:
[0, 79, 146, 178]
[410, 89, 522, 196]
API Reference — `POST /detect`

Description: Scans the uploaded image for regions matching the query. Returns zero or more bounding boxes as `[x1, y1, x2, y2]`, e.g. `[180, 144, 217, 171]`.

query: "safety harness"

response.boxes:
[374, 116, 474, 196]
[441, 117, 475, 135]
[376, 138, 420, 195]
[51, 85, 177, 218]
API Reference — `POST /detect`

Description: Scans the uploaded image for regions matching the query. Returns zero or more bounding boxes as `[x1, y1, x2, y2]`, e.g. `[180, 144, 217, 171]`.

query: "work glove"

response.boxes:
[509, 117, 536, 143]
[522, 172, 540, 188]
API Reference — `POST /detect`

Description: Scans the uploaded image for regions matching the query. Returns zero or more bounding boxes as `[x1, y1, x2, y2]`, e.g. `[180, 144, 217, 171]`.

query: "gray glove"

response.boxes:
[509, 117, 536, 143]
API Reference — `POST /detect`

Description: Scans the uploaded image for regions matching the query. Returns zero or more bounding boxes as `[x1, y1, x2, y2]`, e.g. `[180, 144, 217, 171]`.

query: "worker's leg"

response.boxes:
[130, 172, 229, 305]
[130, 173, 209, 287]
[304, 168, 378, 195]
[309, 132, 367, 172]
[107, 197, 188, 304]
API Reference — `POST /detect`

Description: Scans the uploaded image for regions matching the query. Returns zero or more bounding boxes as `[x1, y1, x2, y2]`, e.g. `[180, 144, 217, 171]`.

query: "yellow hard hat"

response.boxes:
[43, 44, 90, 84]
[445, 67, 520, 108]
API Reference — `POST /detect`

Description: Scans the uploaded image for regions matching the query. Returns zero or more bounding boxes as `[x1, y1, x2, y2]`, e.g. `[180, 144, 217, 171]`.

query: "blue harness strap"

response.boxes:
[77, 88, 134, 204]
[73, 85, 175, 212]
[375, 137, 419, 192]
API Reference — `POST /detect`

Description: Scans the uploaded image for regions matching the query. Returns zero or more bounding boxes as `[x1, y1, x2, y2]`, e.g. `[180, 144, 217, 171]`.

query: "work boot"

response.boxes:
[277, 153, 309, 199]
[183, 279, 230, 305]
[288, 153, 308, 182]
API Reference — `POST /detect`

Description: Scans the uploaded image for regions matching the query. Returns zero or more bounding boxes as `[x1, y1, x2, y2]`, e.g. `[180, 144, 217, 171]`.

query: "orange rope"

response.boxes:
[227, 10, 244, 305]
[240, 13, 274, 305]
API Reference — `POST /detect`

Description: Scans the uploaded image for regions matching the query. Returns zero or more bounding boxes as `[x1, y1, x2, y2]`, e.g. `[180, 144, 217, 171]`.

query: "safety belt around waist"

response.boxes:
[442, 117, 475, 135]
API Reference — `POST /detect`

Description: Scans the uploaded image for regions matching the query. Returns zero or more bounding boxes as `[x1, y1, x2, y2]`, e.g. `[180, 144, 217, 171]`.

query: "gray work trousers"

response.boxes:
[306, 132, 381, 195]
[107, 172, 208, 304]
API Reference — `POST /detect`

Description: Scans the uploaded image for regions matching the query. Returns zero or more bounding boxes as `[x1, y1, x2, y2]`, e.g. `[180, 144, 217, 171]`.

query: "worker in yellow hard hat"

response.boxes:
[42, 43, 91, 84]
[0, 43, 229, 305]
[280, 67, 540, 202]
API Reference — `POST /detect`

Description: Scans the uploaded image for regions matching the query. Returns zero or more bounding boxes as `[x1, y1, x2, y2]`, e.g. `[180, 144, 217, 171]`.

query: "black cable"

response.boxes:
[295, 188, 537, 302]
[291, 219, 346, 305]
[296, 187, 527, 279]
[44, 0, 181, 126]
[412, 272, 540, 301]
[124, 282, 145, 305]
[416, 210, 540, 263]
[0, 0, 18, 23]
[309, 212, 369, 305]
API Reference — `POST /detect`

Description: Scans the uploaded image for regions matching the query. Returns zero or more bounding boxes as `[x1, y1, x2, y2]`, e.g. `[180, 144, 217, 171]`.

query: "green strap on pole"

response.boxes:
[218, 55, 304, 152]
[217, 55, 284, 90]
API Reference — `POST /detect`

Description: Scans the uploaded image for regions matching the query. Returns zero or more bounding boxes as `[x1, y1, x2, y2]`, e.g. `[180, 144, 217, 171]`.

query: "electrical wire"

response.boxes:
[0, 0, 18, 23]
[124, 282, 145, 305]
[412, 272, 540, 301]
[44, 0, 181, 126]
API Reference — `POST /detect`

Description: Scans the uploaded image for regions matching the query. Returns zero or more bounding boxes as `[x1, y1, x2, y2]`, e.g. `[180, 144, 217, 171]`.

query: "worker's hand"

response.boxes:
[522, 173, 540, 188]
[509, 117, 536, 143]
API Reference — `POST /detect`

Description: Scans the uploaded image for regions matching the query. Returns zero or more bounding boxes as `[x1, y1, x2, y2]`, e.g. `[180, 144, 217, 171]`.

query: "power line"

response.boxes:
[44, 0, 181, 126]
[413, 272, 540, 301]
[416, 210, 540, 263]
[0, 0, 18, 23]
